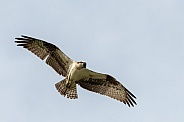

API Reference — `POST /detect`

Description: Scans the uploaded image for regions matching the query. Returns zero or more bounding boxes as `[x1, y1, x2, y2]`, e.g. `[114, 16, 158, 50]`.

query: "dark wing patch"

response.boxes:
[77, 75, 137, 107]
[15, 35, 73, 76]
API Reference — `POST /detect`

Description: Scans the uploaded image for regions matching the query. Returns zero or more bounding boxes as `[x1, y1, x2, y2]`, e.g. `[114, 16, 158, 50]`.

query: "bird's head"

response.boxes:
[76, 61, 86, 69]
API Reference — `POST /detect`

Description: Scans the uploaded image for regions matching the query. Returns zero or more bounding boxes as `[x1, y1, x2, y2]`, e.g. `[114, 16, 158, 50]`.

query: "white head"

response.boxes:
[76, 61, 86, 69]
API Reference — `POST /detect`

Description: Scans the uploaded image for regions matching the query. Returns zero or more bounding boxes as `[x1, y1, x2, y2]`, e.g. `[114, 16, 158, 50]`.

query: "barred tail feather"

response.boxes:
[55, 79, 67, 96]
[55, 79, 78, 99]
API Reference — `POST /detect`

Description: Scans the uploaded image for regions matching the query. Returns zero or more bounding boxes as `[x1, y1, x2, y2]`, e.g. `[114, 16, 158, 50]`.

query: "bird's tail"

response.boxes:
[55, 79, 78, 99]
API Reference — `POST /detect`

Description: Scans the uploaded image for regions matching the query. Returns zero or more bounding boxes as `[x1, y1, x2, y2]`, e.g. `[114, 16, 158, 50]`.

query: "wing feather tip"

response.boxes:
[125, 87, 137, 99]
[127, 94, 137, 104]
[21, 35, 31, 38]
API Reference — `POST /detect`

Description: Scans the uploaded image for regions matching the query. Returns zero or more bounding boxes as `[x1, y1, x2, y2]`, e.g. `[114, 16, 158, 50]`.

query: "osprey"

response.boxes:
[15, 35, 137, 107]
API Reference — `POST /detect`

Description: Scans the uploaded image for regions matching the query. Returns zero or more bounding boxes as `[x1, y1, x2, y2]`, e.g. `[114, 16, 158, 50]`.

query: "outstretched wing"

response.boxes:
[15, 35, 73, 76]
[76, 69, 137, 107]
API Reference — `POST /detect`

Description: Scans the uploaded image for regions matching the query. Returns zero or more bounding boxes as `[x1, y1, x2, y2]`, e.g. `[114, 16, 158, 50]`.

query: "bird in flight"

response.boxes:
[15, 35, 137, 107]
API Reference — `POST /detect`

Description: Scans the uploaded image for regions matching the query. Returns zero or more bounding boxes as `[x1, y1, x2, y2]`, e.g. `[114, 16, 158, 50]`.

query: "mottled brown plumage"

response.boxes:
[15, 35, 72, 76]
[15, 35, 137, 107]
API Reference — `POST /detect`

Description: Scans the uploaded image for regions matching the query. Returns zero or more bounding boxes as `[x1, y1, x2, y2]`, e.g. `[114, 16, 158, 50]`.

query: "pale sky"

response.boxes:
[1, 0, 184, 122]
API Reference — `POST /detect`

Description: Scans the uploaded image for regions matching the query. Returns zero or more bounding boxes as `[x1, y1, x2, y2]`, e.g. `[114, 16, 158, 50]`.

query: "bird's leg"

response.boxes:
[66, 80, 71, 88]
[66, 82, 71, 88]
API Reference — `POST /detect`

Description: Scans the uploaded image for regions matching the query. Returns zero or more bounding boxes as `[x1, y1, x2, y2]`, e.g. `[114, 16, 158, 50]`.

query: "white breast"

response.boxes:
[67, 62, 87, 81]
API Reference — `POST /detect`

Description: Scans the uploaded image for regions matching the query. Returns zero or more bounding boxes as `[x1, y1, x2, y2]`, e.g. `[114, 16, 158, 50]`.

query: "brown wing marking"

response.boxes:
[15, 35, 73, 76]
[77, 74, 137, 107]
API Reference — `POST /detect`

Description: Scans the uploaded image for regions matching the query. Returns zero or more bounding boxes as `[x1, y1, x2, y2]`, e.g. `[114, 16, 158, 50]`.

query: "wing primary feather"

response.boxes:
[125, 87, 136, 99]
[123, 100, 126, 105]
[126, 95, 134, 107]
[21, 35, 41, 40]
[15, 40, 29, 42]
[125, 99, 130, 107]
[127, 93, 137, 105]
[16, 44, 27, 46]
[15, 35, 33, 41]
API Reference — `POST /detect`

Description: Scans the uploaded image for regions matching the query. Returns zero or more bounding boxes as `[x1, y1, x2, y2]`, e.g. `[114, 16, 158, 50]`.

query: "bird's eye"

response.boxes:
[83, 62, 86, 68]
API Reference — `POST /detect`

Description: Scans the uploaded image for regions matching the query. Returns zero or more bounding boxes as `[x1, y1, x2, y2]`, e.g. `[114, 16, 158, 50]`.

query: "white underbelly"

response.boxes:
[70, 70, 81, 81]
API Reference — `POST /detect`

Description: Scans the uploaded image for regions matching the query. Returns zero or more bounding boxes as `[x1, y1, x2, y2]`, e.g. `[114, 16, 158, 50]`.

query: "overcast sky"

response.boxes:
[1, 0, 184, 122]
